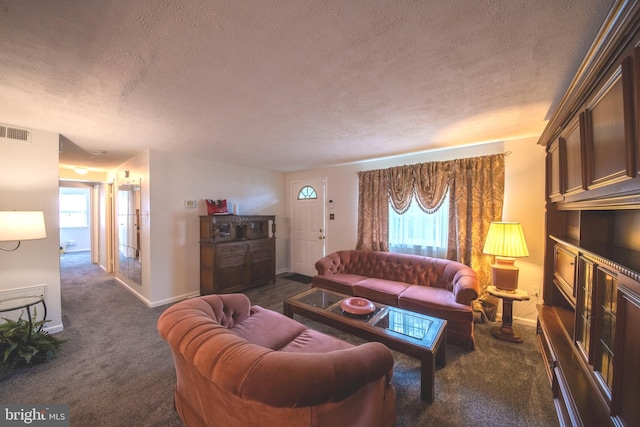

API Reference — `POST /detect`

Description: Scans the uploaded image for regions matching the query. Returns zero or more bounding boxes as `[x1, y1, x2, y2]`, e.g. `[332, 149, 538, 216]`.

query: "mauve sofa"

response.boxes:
[157, 293, 396, 427]
[313, 250, 480, 349]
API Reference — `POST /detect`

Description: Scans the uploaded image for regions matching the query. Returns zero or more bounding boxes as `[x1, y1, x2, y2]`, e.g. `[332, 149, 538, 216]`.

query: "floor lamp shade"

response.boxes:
[482, 222, 529, 291]
[0, 211, 47, 251]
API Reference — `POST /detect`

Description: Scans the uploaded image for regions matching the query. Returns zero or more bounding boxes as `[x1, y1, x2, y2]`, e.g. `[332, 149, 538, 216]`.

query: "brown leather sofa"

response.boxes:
[313, 250, 479, 349]
[157, 293, 396, 427]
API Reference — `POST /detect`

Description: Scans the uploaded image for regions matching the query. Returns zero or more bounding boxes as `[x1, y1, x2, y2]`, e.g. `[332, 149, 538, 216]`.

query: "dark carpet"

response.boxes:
[0, 252, 558, 426]
[283, 273, 313, 284]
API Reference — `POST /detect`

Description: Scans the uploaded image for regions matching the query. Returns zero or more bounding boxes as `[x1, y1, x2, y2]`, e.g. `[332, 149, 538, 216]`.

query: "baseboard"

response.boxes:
[44, 323, 64, 334]
[149, 291, 200, 308]
[114, 277, 199, 308]
[115, 277, 152, 307]
[495, 313, 537, 327]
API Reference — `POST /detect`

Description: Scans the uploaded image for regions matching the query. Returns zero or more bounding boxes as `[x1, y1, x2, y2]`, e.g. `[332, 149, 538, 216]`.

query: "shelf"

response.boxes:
[550, 235, 640, 282]
[537, 306, 613, 427]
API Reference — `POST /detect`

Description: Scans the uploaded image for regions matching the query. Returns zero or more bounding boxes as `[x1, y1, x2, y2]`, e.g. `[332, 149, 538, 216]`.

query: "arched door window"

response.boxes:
[297, 185, 317, 200]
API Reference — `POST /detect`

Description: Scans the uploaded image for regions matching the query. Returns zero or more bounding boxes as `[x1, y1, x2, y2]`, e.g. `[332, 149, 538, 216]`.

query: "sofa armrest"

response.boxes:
[452, 270, 480, 306]
[241, 342, 394, 407]
[314, 252, 343, 275]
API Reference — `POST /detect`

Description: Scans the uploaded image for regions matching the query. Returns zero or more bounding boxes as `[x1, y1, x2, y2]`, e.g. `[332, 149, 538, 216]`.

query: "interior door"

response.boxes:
[291, 178, 326, 277]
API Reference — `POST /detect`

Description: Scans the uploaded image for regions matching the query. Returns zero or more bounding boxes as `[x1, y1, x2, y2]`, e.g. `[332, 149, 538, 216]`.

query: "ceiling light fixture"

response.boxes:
[74, 167, 88, 175]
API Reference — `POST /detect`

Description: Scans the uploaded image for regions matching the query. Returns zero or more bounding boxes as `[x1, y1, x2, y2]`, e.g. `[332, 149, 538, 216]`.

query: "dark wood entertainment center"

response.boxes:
[199, 215, 276, 295]
[538, 1, 640, 426]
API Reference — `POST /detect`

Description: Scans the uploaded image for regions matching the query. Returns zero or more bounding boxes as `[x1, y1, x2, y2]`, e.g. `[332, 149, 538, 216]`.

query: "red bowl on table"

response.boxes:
[340, 297, 375, 315]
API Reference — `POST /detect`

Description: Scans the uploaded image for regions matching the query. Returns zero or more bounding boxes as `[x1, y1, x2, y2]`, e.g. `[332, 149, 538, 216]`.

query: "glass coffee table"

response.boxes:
[283, 287, 446, 403]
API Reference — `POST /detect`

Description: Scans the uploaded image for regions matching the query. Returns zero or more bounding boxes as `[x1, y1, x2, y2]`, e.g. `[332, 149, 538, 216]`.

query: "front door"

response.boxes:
[291, 178, 326, 277]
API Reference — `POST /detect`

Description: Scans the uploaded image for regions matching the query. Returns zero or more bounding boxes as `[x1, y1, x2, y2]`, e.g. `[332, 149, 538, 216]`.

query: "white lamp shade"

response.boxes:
[482, 222, 529, 258]
[0, 211, 47, 242]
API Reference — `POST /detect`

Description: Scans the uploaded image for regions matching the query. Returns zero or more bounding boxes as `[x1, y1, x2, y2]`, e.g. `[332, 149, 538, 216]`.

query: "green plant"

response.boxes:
[0, 313, 64, 379]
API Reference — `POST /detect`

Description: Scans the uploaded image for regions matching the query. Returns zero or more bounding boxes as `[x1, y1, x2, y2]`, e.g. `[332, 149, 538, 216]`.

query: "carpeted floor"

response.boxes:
[0, 252, 558, 426]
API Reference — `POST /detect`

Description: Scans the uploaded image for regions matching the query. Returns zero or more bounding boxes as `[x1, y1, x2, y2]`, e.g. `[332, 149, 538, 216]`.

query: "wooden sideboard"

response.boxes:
[538, 2, 640, 426]
[199, 215, 276, 295]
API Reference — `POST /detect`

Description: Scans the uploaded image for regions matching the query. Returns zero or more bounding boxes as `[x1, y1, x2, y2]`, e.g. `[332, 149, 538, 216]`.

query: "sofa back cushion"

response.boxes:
[331, 250, 469, 291]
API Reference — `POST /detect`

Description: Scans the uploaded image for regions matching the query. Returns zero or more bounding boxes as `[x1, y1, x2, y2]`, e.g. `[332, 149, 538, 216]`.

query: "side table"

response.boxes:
[487, 286, 529, 343]
[0, 295, 47, 341]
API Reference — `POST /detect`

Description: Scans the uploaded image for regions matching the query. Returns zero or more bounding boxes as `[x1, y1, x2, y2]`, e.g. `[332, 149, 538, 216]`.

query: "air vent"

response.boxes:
[0, 123, 31, 143]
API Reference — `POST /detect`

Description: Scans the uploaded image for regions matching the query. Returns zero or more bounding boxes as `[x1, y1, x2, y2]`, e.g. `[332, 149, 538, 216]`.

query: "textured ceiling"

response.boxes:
[0, 0, 614, 172]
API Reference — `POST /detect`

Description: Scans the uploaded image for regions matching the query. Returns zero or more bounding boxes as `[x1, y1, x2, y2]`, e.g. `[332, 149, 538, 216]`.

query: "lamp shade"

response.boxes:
[0, 211, 47, 242]
[482, 222, 529, 258]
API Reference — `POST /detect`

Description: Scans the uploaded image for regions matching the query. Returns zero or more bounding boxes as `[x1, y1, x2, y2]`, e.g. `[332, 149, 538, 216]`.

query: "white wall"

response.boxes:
[284, 139, 546, 324]
[108, 149, 286, 307]
[503, 137, 546, 324]
[0, 128, 63, 332]
[285, 142, 505, 253]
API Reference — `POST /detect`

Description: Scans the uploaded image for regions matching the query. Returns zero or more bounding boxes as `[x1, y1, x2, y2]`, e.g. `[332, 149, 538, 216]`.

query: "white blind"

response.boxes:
[388, 192, 449, 258]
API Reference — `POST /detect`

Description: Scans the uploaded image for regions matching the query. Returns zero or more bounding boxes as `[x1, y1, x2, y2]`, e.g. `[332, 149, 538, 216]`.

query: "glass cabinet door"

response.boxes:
[594, 266, 617, 400]
[576, 256, 595, 364]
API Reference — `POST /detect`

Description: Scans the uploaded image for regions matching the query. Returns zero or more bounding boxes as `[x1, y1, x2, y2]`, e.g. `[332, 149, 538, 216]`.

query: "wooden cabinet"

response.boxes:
[584, 57, 636, 194]
[199, 215, 276, 295]
[540, 234, 640, 426]
[538, 2, 640, 426]
[593, 266, 618, 401]
[541, 10, 640, 208]
[575, 256, 595, 363]
[546, 138, 564, 202]
[563, 115, 586, 198]
[553, 244, 578, 306]
[615, 274, 640, 427]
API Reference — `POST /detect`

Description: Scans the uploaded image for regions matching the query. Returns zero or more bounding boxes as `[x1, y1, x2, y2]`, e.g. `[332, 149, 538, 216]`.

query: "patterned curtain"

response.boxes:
[415, 160, 450, 213]
[446, 154, 505, 294]
[387, 165, 415, 214]
[356, 169, 389, 251]
[356, 153, 505, 289]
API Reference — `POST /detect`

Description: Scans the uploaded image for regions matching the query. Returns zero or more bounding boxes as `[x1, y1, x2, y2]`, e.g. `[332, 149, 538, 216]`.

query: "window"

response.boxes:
[297, 185, 317, 200]
[59, 189, 89, 228]
[388, 192, 449, 258]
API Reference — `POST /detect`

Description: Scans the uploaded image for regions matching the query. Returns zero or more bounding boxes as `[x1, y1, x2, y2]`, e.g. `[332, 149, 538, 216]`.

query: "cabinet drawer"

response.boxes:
[217, 244, 248, 256]
[554, 244, 577, 303]
[250, 240, 274, 251]
[536, 320, 555, 387]
[218, 254, 246, 268]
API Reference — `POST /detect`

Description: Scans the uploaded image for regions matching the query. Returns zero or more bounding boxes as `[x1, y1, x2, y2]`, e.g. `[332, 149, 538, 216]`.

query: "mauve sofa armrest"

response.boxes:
[452, 269, 480, 306]
[241, 342, 394, 407]
[314, 252, 342, 275]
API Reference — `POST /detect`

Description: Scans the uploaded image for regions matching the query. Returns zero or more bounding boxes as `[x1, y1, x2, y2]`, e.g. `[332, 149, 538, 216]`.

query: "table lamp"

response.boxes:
[482, 222, 529, 292]
[0, 211, 47, 251]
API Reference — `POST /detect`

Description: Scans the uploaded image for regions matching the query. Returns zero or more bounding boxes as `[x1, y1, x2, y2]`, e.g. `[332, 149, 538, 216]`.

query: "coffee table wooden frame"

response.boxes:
[283, 287, 446, 403]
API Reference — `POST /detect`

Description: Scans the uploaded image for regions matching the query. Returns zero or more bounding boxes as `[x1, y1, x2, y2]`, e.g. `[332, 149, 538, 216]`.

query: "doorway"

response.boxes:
[59, 185, 92, 255]
[290, 178, 326, 277]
